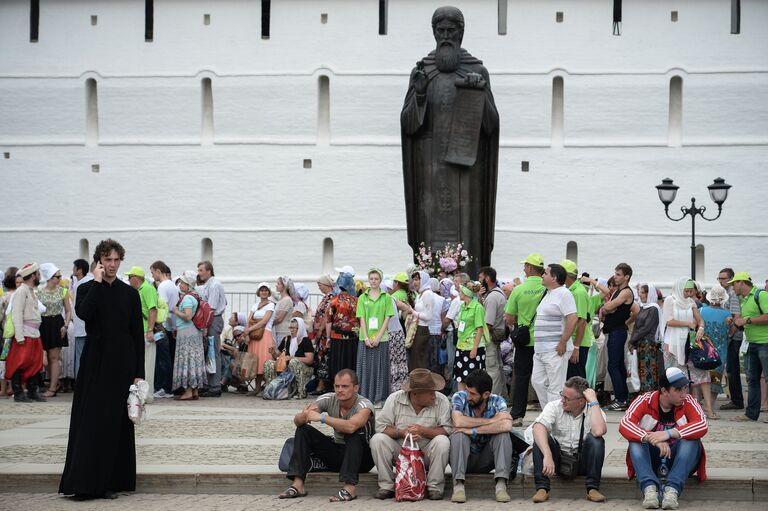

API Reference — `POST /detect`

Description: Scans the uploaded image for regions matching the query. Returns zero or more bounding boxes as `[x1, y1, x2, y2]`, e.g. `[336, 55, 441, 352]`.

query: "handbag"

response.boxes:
[404, 315, 418, 350]
[511, 290, 547, 348]
[686, 331, 721, 370]
[275, 349, 288, 373]
[236, 351, 260, 381]
[395, 433, 427, 502]
[558, 413, 585, 479]
[278, 437, 331, 472]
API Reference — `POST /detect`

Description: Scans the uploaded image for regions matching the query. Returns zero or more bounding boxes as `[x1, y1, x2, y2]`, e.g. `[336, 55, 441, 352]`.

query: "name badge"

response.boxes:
[458, 321, 466, 333]
[368, 317, 379, 330]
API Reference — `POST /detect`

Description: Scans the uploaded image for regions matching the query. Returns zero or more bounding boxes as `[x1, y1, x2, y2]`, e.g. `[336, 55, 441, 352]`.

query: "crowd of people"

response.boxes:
[0, 239, 766, 505]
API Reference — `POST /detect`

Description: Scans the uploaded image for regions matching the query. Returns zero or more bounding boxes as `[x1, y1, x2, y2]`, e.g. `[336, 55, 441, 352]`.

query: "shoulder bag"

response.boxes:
[558, 413, 585, 479]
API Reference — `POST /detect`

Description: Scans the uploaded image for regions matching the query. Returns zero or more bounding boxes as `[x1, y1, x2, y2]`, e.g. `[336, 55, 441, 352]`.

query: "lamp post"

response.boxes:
[655, 177, 732, 280]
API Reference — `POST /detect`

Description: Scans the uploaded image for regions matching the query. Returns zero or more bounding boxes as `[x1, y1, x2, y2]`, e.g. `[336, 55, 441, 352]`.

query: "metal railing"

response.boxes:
[224, 292, 324, 318]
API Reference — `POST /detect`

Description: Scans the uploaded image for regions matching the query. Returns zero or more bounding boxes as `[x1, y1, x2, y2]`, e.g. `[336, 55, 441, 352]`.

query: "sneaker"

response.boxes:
[451, 487, 467, 503]
[719, 402, 743, 411]
[586, 489, 606, 502]
[532, 489, 549, 503]
[732, 415, 755, 422]
[606, 400, 628, 412]
[199, 389, 222, 398]
[153, 389, 171, 399]
[661, 487, 679, 510]
[642, 486, 660, 509]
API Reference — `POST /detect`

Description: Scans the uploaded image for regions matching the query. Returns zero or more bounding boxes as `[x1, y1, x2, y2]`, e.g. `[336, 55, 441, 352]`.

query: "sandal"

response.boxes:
[43, 388, 58, 398]
[278, 486, 307, 499]
[329, 488, 356, 502]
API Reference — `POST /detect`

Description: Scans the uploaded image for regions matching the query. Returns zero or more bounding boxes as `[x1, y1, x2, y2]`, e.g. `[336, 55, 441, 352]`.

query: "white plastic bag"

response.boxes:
[127, 379, 150, 425]
[626, 350, 640, 393]
[205, 336, 216, 374]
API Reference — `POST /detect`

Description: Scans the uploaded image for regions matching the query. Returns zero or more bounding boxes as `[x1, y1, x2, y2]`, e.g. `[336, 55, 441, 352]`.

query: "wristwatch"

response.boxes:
[746, 317, 752, 325]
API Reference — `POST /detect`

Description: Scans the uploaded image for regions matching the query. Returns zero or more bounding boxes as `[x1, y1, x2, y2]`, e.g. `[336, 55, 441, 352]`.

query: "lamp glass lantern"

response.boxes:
[655, 178, 679, 206]
[707, 177, 732, 206]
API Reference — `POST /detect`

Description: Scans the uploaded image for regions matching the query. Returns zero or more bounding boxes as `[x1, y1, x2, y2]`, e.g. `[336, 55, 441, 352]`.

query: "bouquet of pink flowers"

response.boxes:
[414, 242, 473, 276]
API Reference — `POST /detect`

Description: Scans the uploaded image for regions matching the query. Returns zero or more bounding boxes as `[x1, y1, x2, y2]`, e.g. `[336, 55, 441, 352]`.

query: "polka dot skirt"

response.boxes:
[453, 347, 486, 382]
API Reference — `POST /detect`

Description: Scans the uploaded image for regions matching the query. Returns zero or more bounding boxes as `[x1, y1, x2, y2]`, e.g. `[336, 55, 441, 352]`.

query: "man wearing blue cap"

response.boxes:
[619, 367, 708, 509]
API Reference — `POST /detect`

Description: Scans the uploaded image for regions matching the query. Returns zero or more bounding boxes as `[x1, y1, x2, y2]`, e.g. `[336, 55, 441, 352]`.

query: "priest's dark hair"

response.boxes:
[93, 238, 125, 262]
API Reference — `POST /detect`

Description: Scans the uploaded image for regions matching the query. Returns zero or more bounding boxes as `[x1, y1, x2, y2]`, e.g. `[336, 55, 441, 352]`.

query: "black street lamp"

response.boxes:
[655, 177, 732, 280]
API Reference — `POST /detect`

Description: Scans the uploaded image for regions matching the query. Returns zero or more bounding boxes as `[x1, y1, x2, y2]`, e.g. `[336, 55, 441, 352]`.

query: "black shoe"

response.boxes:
[199, 389, 221, 398]
[27, 392, 46, 402]
[70, 494, 96, 501]
[428, 490, 444, 501]
[720, 402, 744, 411]
[606, 400, 628, 412]
[101, 491, 118, 499]
[14, 393, 31, 403]
[375, 489, 395, 500]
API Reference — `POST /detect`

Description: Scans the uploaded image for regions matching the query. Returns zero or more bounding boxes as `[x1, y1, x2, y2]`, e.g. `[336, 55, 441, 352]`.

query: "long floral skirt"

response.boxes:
[172, 326, 206, 390]
[356, 341, 390, 404]
[389, 330, 409, 393]
[264, 358, 314, 398]
[314, 332, 330, 381]
[637, 340, 663, 393]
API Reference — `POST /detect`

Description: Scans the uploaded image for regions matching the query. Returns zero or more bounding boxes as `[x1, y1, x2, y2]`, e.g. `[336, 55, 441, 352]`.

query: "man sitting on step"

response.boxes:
[619, 367, 708, 510]
[530, 376, 607, 504]
[278, 369, 375, 502]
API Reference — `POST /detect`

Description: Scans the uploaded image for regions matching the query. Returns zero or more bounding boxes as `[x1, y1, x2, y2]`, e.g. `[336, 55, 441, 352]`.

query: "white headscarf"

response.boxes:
[639, 282, 664, 342]
[706, 284, 728, 305]
[414, 270, 431, 293]
[670, 276, 695, 310]
[287, 318, 308, 357]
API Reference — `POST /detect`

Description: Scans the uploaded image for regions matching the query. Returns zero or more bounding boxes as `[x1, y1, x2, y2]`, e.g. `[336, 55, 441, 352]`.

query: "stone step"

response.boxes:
[2, 471, 765, 502]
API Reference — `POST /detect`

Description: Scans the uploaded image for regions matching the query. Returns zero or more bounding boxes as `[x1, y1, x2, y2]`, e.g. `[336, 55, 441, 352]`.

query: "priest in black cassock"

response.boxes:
[59, 239, 145, 499]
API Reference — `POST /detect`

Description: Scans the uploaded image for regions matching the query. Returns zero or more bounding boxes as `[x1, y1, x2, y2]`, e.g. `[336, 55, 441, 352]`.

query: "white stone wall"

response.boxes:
[0, 0, 766, 290]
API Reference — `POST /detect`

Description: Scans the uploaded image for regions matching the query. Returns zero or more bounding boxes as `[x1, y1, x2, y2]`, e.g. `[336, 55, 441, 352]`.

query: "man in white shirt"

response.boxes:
[150, 260, 178, 398]
[531, 376, 607, 503]
[531, 264, 577, 408]
[70, 259, 93, 379]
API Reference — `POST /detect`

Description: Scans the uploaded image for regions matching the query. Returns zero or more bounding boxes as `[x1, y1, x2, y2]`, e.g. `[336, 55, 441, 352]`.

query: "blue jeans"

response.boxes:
[607, 329, 629, 402]
[628, 439, 701, 494]
[154, 335, 172, 393]
[74, 336, 86, 378]
[745, 343, 768, 420]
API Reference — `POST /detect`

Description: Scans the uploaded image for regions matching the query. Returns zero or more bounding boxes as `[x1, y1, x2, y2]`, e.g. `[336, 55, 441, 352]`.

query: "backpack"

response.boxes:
[183, 292, 214, 330]
[263, 370, 295, 400]
[155, 296, 169, 324]
[754, 289, 765, 315]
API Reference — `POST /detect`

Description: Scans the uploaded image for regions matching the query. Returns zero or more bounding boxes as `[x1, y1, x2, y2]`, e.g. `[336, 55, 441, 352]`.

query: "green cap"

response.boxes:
[520, 253, 544, 268]
[728, 272, 752, 285]
[393, 272, 410, 284]
[561, 259, 578, 276]
[124, 266, 145, 278]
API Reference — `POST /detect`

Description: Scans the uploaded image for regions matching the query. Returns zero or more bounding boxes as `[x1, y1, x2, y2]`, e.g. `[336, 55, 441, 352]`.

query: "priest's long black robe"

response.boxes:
[59, 278, 144, 495]
[401, 48, 499, 278]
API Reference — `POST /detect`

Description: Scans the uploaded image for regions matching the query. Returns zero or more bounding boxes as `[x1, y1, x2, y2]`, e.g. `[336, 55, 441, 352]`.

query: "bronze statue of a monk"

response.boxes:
[401, 6, 499, 277]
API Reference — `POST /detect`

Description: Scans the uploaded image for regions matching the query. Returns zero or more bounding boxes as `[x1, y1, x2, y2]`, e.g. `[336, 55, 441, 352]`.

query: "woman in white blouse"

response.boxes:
[244, 282, 275, 394]
[408, 270, 434, 371]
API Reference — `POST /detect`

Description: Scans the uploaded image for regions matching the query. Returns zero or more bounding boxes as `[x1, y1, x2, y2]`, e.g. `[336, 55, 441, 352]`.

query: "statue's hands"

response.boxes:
[413, 69, 428, 96]
[464, 72, 487, 89]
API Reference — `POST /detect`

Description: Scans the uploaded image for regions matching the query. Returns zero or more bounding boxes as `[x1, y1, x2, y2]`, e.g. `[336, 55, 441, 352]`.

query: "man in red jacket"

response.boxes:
[618, 367, 707, 510]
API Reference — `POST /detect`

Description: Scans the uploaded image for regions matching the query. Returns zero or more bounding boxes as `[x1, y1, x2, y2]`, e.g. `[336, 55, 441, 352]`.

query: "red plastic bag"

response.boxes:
[395, 433, 427, 501]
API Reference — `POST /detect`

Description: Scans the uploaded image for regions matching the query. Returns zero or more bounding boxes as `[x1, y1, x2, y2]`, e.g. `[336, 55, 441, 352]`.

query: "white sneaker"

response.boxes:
[153, 389, 170, 399]
[661, 487, 679, 510]
[642, 486, 660, 509]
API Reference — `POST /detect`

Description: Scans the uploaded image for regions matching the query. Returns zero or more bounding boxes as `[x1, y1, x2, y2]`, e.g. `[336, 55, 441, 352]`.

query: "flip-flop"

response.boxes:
[329, 488, 356, 502]
[278, 486, 307, 499]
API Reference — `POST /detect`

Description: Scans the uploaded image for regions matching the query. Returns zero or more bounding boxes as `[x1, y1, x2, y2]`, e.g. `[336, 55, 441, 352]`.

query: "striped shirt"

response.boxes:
[726, 286, 743, 341]
[533, 286, 576, 353]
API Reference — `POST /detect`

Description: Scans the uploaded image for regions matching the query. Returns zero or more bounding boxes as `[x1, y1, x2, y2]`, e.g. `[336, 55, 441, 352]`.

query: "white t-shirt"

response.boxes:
[533, 286, 577, 353]
[157, 279, 180, 331]
[429, 293, 445, 335]
[251, 301, 276, 332]
[446, 297, 461, 331]
[414, 289, 435, 327]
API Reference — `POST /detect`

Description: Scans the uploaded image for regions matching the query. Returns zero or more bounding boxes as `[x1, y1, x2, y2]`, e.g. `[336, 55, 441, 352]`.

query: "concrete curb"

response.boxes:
[3, 473, 765, 501]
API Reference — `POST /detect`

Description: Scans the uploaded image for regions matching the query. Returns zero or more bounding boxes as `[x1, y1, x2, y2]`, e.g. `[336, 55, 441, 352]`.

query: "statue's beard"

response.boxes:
[435, 42, 460, 72]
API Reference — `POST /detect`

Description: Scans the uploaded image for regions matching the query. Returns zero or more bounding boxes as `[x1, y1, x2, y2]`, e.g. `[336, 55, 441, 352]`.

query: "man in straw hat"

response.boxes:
[370, 368, 452, 500]
[7, 263, 46, 403]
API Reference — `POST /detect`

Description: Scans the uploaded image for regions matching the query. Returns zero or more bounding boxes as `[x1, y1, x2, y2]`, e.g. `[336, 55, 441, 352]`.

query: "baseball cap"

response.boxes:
[334, 265, 355, 276]
[124, 266, 145, 278]
[393, 272, 410, 284]
[665, 367, 690, 389]
[727, 271, 752, 285]
[520, 253, 544, 268]
[561, 259, 578, 277]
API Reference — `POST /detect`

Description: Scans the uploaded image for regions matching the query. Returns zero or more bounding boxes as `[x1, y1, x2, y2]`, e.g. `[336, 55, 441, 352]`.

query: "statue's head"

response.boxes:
[431, 6, 464, 72]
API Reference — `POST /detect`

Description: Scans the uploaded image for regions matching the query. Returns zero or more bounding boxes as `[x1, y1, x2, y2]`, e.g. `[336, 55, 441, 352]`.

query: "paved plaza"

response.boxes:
[0, 392, 766, 509]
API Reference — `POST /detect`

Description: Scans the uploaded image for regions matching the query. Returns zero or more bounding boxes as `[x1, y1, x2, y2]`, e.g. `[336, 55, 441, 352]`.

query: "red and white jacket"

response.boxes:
[618, 391, 708, 481]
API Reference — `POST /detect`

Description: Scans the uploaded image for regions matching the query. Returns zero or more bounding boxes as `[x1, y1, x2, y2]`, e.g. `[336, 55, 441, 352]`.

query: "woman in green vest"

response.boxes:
[454, 283, 488, 391]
